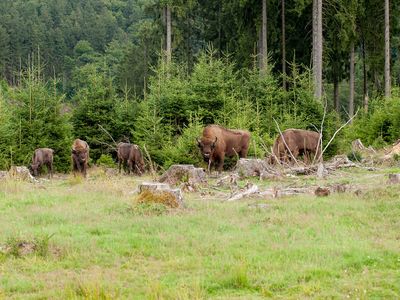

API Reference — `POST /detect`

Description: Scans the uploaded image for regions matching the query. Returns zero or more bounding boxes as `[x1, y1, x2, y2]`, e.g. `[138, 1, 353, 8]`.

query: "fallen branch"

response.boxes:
[273, 118, 300, 167]
[318, 109, 359, 161]
[226, 184, 259, 202]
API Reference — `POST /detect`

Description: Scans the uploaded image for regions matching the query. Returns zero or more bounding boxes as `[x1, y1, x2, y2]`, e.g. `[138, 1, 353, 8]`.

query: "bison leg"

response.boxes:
[47, 162, 53, 178]
[118, 159, 122, 174]
[216, 154, 225, 174]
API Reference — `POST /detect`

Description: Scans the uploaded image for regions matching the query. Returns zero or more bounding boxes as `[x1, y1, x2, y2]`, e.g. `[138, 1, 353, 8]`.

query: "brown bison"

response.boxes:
[197, 125, 251, 173]
[30, 148, 54, 178]
[270, 129, 321, 164]
[117, 142, 145, 175]
[71, 139, 89, 177]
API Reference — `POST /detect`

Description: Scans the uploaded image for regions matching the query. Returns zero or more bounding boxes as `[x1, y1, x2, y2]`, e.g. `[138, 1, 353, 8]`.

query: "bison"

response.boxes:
[197, 125, 251, 173]
[71, 139, 89, 177]
[117, 142, 145, 175]
[270, 129, 321, 164]
[30, 148, 54, 178]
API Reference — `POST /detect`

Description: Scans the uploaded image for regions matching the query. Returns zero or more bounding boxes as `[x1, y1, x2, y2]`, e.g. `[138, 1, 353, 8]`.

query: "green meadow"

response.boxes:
[0, 168, 399, 299]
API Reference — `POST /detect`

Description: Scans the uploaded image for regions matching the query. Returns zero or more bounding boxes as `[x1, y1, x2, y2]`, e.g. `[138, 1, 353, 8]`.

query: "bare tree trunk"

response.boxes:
[333, 78, 339, 113]
[349, 42, 355, 120]
[166, 5, 172, 64]
[313, 0, 323, 100]
[281, 0, 286, 90]
[260, 0, 267, 73]
[362, 37, 368, 112]
[384, 0, 391, 97]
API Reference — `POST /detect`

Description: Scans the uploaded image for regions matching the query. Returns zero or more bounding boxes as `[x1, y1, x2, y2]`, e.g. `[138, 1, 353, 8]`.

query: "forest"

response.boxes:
[0, 0, 399, 171]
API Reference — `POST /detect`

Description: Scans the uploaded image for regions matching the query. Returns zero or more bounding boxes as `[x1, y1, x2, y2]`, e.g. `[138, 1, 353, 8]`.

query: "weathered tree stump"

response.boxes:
[314, 187, 330, 197]
[235, 158, 280, 178]
[8, 166, 36, 182]
[0, 171, 7, 180]
[158, 164, 206, 186]
[388, 173, 400, 184]
[137, 182, 184, 208]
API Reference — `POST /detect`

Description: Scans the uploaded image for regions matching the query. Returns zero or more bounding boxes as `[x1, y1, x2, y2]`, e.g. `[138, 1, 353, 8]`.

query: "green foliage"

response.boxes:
[96, 154, 116, 168]
[0, 70, 72, 171]
[344, 93, 400, 149]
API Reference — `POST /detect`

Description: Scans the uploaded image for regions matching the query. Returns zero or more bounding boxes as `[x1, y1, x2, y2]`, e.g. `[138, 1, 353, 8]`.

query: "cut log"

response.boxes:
[235, 158, 281, 178]
[8, 166, 36, 182]
[159, 164, 206, 186]
[137, 182, 184, 208]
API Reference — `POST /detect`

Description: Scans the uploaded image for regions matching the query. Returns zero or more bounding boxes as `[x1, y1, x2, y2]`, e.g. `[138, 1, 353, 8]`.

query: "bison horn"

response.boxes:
[196, 138, 202, 146]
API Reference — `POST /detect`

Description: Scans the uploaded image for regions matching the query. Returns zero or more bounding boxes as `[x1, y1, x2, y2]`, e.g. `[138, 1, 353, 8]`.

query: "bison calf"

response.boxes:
[31, 148, 54, 178]
[71, 139, 89, 177]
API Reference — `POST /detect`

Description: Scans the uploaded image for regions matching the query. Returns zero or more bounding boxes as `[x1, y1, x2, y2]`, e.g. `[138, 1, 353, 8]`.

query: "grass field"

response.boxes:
[0, 167, 399, 299]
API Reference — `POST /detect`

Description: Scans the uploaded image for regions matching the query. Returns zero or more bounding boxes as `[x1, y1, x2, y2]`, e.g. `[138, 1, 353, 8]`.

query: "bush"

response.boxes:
[96, 154, 115, 168]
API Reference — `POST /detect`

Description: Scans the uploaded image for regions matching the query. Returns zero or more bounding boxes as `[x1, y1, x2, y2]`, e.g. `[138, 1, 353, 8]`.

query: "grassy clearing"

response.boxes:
[0, 168, 399, 299]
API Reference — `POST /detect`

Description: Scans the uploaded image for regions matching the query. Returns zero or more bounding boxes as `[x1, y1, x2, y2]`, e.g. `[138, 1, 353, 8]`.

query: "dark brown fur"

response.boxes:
[117, 143, 145, 175]
[31, 148, 54, 178]
[71, 139, 89, 177]
[128, 145, 145, 175]
[197, 125, 251, 173]
[270, 129, 321, 164]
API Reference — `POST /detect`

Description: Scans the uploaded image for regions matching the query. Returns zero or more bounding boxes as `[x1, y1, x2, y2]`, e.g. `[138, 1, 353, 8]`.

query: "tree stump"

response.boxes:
[314, 187, 330, 197]
[158, 164, 206, 186]
[8, 166, 36, 182]
[235, 158, 280, 178]
[137, 182, 184, 208]
[0, 171, 7, 180]
[388, 173, 400, 184]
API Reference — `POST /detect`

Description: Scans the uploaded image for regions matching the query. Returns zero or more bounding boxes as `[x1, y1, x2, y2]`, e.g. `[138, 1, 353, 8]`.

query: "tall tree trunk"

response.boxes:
[333, 78, 339, 113]
[281, 0, 286, 90]
[313, 0, 323, 100]
[260, 0, 267, 73]
[362, 37, 368, 112]
[384, 0, 391, 97]
[166, 5, 172, 64]
[349, 43, 355, 120]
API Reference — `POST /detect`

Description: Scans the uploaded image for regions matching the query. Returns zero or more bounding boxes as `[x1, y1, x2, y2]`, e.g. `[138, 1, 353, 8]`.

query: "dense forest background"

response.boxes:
[0, 0, 399, 171]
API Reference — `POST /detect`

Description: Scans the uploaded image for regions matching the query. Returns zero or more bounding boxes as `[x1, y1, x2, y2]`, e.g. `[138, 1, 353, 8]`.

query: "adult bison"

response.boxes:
[197, 125, 251, 173]
[30, 148, 54, 178]
[270, 129, 321, 164]
[71, 139, 89, 177]
[117, 142, 145, 175]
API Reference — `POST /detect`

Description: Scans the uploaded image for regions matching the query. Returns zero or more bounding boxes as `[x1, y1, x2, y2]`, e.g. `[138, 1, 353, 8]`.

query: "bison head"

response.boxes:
[29, 164, 39, 177]
[197, 137, 217, 162]
[72, 149, 87, 163]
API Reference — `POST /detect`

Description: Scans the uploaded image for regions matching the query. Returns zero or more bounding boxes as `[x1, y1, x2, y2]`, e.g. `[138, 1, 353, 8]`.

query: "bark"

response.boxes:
[333, 78, 339, 113]
[384, 0, 391, 97]
[362, 37, 369, 112]
[166, 5, 172, 64]
[349, 42, 355, 120]
[312, 0, 323, 100]
[260, 0, 267, 72]
[281, 0, 286, 90]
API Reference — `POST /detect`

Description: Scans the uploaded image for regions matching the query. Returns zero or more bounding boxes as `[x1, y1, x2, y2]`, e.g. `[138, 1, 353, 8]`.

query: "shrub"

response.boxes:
[97, 154, 115, 168]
